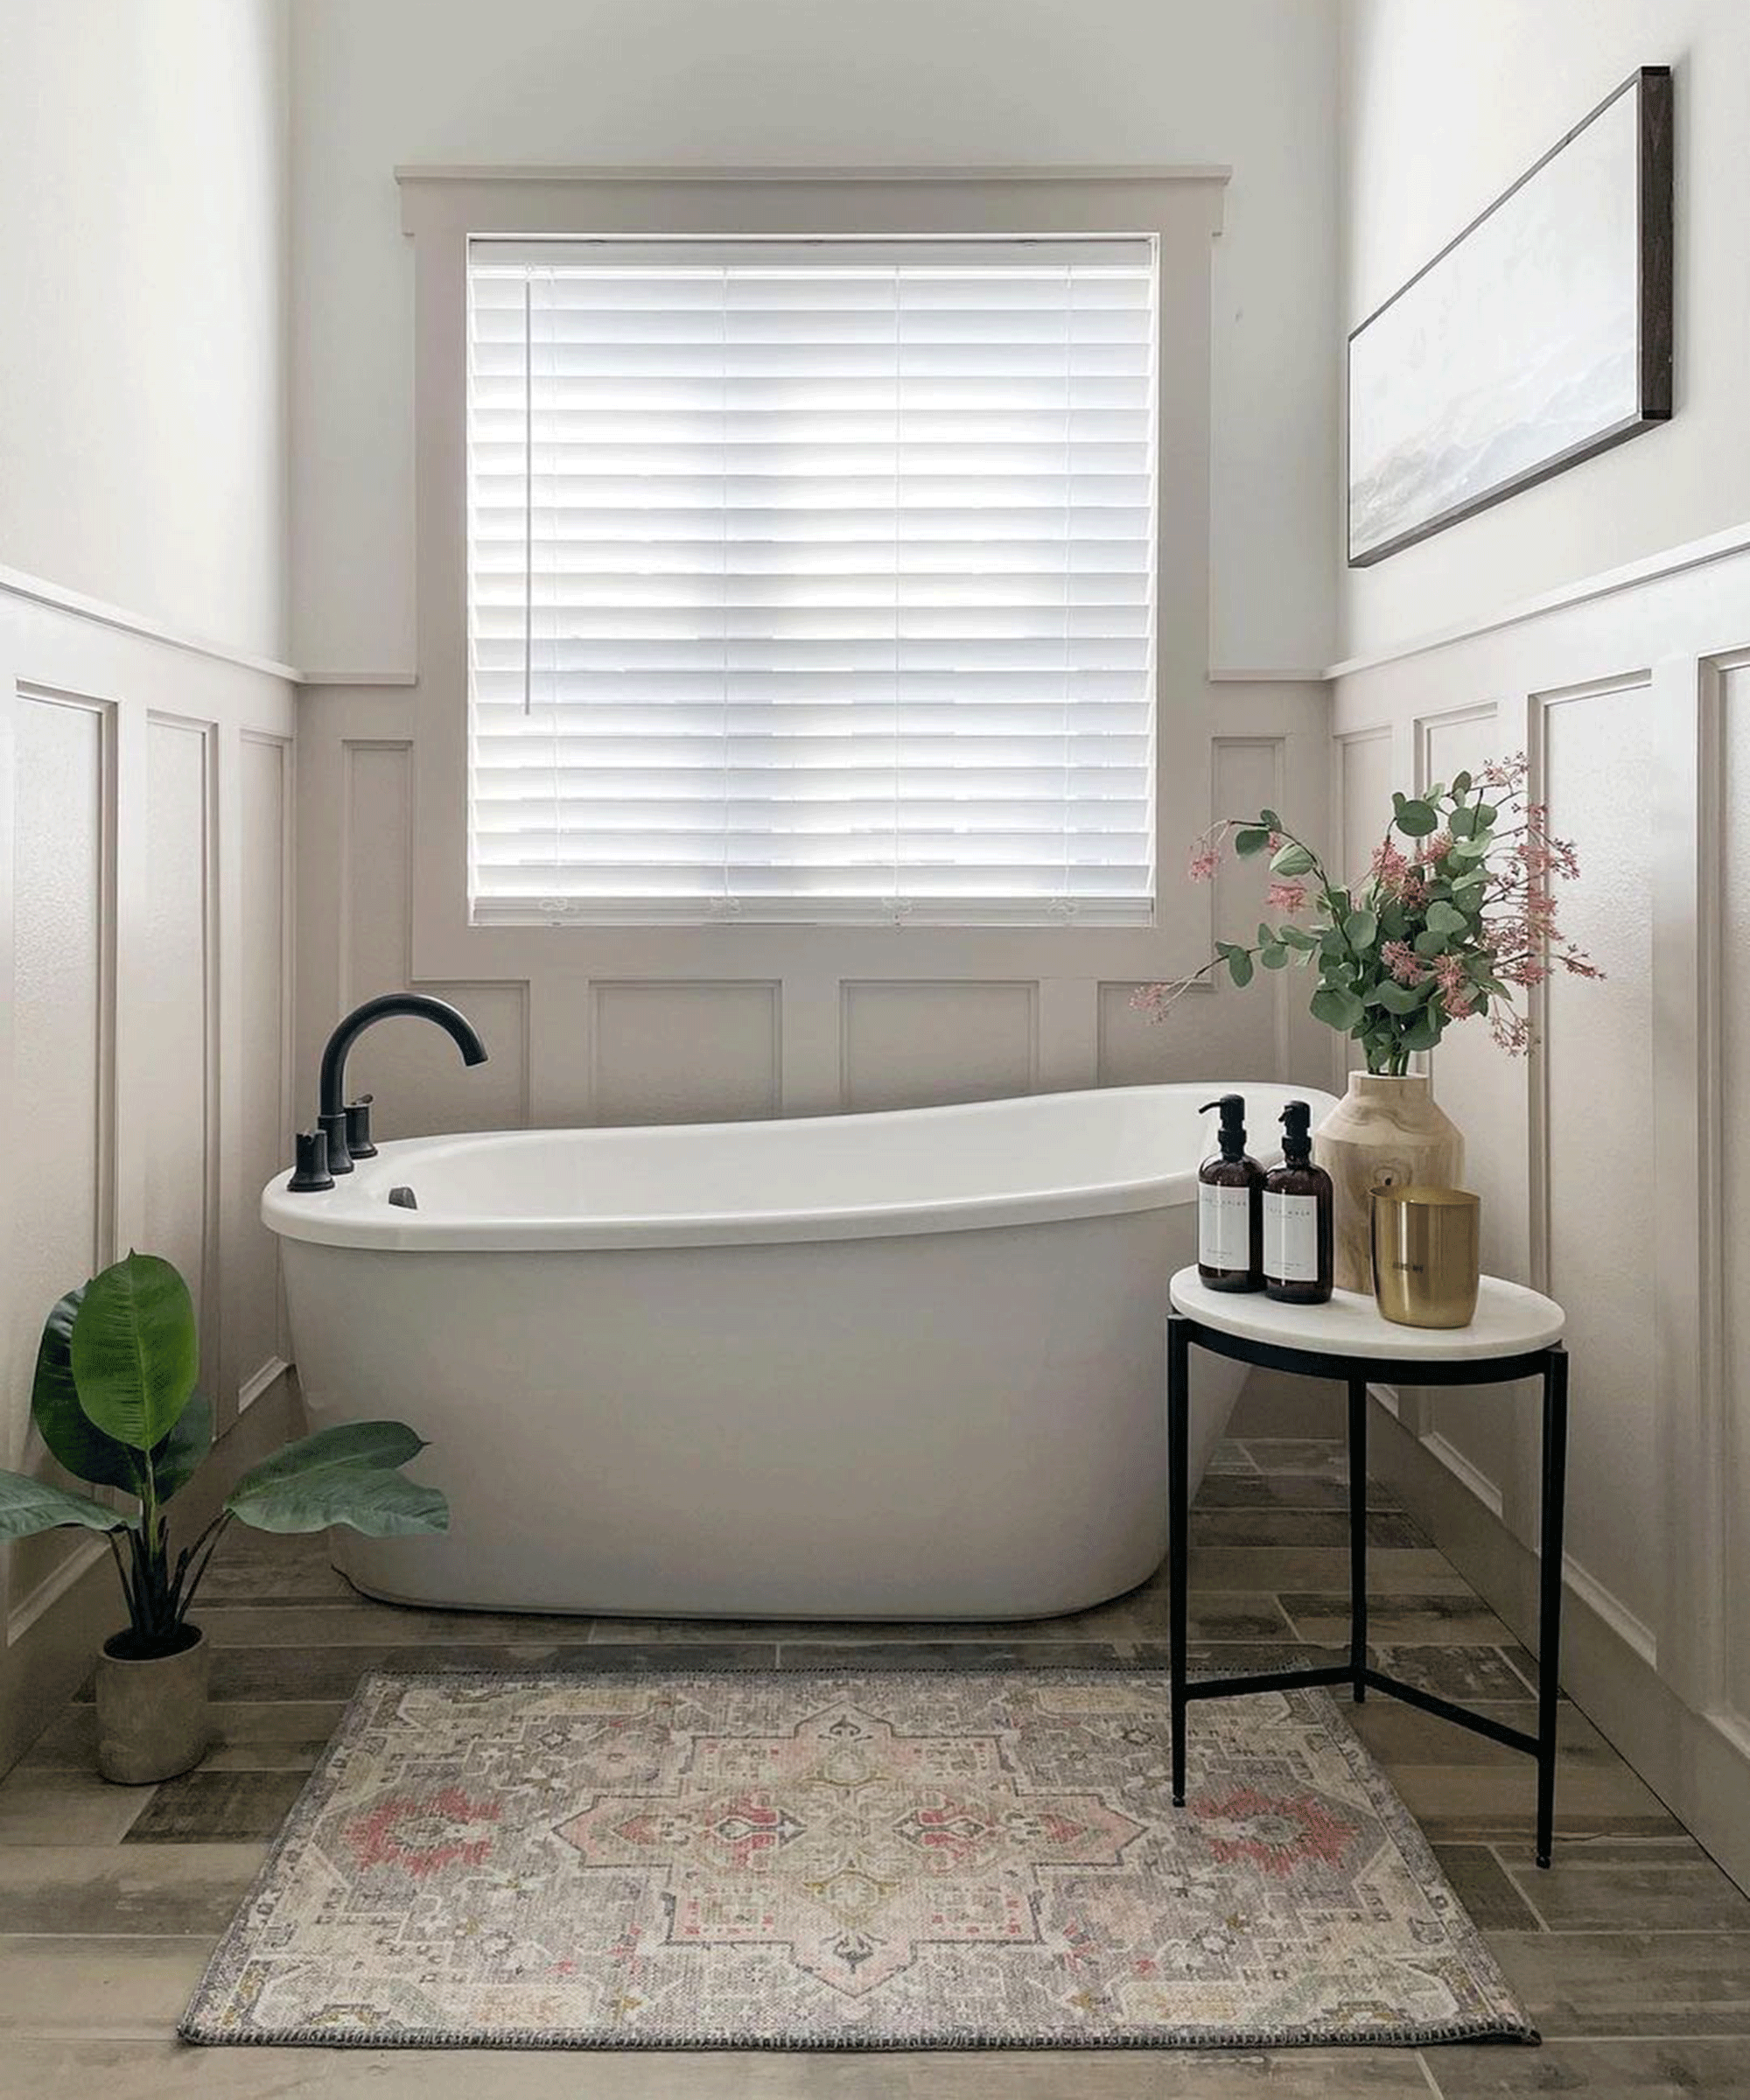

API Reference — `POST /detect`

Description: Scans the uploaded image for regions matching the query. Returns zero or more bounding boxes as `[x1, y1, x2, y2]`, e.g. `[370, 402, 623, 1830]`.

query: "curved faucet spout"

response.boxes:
[316, 993, 488, 1175]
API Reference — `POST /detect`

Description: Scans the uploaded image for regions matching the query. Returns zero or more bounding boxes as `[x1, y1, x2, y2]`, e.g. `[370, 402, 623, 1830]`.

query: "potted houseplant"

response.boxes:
[0, 1251, 447, 1782]
[1138, 754, 1600, 1288]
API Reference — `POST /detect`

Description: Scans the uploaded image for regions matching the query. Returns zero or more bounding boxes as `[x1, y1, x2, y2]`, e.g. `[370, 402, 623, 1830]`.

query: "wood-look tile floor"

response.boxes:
[3, 1438, 1747, 2097]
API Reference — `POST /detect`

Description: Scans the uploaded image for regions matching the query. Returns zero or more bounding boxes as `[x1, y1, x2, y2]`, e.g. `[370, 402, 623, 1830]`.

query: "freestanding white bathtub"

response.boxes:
[264, 1082, 1334, 1620]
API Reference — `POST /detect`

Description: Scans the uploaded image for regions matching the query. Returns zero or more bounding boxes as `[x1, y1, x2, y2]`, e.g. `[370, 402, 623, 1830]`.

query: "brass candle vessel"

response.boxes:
[1370, 1185, 1481, 1328]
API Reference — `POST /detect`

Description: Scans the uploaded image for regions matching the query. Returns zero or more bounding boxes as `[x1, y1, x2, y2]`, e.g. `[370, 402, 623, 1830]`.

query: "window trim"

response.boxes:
[397, 165, 1228, 988]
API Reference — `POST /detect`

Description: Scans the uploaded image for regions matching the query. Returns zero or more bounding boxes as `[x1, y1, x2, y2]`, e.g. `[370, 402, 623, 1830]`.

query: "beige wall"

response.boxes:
[0, 0, 290, 662]
[287, 0, 1341, 680]
[295, 171, 1334, 1136]
[0, 0, 297, 1768]
[1339, 0, 1750, 661]
[1335, 0, 1750, 1892]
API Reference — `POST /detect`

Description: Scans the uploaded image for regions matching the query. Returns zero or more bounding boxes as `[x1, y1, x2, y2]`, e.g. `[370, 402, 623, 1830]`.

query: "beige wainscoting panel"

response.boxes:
[141, 715, 214, 1363]
[590, 980, 781, 1126]
[840, 980, 1037, 1113]
[1096, 982, 1212, 1088]
[1539, 675, 1659, 1658]
[1418, 703, 1527, 1526]
[1718, 660, 1750, 1731]
[230, 731, 292, 1410]
[4, 688, 113, 1628]
[340, 738, 414, 1002]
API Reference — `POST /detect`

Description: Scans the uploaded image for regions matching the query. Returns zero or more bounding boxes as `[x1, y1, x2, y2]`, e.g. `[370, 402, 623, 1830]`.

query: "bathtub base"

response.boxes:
[290, 1217, 1250, 1622]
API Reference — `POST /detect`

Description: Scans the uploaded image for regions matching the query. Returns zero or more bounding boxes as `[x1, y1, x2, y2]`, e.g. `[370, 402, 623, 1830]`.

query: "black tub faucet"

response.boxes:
[299, 992, 489, 1180]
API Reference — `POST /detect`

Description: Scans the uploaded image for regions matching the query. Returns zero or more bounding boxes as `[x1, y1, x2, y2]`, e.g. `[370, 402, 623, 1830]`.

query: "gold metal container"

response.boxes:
[1370, 1186, 1481, 1328]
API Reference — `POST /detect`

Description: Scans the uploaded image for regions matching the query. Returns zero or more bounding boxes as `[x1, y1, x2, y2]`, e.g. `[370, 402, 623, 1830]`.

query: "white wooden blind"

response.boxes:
[466, 236, 1158, 925]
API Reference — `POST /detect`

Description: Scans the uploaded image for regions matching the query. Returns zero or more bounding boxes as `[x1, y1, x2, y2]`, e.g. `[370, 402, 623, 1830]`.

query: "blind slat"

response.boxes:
[467, 238, 1157, 925]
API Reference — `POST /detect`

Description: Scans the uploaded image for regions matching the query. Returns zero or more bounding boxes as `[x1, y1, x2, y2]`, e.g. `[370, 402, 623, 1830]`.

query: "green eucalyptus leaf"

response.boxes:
[1414, 928, 1450, 958]
[31, 1287, 140, 1494]
[1344, 908, 1378, 949]
[1376, 979, 1432, 1014]
[1226, 948, 1255, 989]
[1269, 842, 1316, 878]
[1394, 799, 1439, 838]
[1310, 985, 1367, 1032]
[1452, 771, 1472, 795]
[0, 1472, 128, 1540]
[1233, 827, 1270, 858]
[1447, 833, 1489, 862]
[1425, 900, 1467, 936]
[1256, 808, 1281, 829]
[1259, 945, 1288, 970]
[1404, 1005, 1446, 1052]
[149, 1392, 213, 1503]
[68, 1254, 197, 1453]
[1475, 802, 1498, 829]
[1448, 806, 1478, 839]
[1424, 780, 1446, 803]
[1276, 924, 1316, 951]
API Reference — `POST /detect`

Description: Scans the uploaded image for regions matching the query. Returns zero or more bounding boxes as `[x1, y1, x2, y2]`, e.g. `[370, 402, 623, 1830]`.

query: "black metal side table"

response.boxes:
[1166, 1265, 1570, 1866]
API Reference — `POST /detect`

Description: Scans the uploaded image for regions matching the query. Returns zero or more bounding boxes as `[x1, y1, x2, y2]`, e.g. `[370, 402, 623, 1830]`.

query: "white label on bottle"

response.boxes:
[1264, 1192, 1321, 1284]
[1199, 1182, 1251, 1272]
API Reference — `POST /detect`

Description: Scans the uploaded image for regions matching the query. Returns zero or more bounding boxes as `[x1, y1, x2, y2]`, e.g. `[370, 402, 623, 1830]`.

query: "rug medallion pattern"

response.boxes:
[181, 1669, 1531, 2048]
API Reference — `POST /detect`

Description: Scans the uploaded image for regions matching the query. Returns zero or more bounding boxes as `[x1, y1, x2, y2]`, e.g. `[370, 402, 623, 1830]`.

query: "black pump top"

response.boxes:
[1280, 1099, 1313, 1161]
[1201, 1093, 1249, 1159]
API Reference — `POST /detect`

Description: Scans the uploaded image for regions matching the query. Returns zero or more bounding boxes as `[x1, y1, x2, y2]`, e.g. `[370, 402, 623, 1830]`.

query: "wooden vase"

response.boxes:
[1316, 1074, 1465, 1294]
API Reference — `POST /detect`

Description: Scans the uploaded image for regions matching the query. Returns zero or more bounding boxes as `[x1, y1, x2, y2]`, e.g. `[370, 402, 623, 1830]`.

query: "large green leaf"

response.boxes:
[150, 1392, 213, 1502]
[226, 1420, 446, 1537]
[0, 1472, 127, 1540]
[31, 1286, 140, 1494]
[235, 1420, 427, 1487]
[1269, 841, 1317, 878]
[69, 1254, 198, 1452]
[1393, 798, 1439, 837]
[227, 1443, 447, 1537]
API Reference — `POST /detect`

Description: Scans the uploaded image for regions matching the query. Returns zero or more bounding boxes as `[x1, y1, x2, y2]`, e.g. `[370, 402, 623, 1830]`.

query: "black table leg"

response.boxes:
[1536, 1345, 1570, 1868]
[1348, 1376, 1368, 1703]
[1168, 1314, 1190, 1807]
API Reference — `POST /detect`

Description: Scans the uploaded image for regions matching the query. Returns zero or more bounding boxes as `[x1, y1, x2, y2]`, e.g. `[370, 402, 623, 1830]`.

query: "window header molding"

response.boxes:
[396, 167, 1229, 250]
[396, 163, 1233, 188]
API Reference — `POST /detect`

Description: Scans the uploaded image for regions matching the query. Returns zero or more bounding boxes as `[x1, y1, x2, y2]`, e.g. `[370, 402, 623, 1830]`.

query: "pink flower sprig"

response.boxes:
[1131, 755, 1600, 1070]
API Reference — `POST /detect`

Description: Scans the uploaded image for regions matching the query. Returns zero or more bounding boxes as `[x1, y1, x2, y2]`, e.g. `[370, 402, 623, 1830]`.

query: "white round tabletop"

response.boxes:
[1168, 1266, 1564, 1361]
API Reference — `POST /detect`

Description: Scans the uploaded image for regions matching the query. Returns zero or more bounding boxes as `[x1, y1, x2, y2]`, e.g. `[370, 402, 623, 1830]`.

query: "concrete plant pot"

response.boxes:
[94, 1626, 212, 1784]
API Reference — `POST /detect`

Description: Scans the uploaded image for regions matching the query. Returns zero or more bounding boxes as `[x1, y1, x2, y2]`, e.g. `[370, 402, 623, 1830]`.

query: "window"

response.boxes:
[466, 235, 1157, 926]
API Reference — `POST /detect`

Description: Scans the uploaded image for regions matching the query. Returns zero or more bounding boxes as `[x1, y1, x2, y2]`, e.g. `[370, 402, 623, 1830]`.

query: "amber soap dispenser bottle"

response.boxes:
[1263, 1100, 1334, 1304]
[1197, 1095, 1264, 1292]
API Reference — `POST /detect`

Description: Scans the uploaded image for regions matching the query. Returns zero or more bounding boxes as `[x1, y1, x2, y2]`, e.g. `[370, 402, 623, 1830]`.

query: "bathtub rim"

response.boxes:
[263, 1081, 1334, 1256]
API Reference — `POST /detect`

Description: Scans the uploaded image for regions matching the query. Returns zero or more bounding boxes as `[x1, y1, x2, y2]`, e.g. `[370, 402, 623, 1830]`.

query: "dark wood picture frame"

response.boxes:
[1347, 66, 1672, 568]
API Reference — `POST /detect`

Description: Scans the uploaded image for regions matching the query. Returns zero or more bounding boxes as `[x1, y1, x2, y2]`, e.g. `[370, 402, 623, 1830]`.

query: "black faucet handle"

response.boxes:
[288, 1130, 334, 1193]
[345, 1096, 378, 1159]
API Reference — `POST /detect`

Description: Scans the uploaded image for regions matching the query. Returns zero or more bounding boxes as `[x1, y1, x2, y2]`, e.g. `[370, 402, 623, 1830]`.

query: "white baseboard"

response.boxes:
[1366, 1395, 1750, 1896]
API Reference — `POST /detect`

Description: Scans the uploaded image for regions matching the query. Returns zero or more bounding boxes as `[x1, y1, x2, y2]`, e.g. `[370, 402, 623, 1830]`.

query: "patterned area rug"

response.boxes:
[181, 1668, 1533, 2050]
